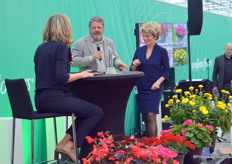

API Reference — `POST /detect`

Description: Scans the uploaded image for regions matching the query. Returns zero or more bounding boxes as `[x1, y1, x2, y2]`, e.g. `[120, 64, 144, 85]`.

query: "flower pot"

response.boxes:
[210, 135, 217, 153]
[177, 37, 184, 42]
[174, 154, 185, 164]
[184, 148, 203, 164]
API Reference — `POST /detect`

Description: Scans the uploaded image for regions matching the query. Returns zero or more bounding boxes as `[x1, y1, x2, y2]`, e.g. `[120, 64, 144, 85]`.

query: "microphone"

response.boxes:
[95, 42, 101, 60]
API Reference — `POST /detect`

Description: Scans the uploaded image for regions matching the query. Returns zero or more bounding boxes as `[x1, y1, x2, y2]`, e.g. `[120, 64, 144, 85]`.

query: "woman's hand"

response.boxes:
[79, 70, 94, 79]
[151, 82, 160, 90]
[131, 59, 141, 71]
[133, 59, 141, 67]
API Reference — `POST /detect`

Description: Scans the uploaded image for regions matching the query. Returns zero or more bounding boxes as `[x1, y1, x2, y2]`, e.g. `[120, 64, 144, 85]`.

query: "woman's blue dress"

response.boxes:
[131, 44, 170, 114]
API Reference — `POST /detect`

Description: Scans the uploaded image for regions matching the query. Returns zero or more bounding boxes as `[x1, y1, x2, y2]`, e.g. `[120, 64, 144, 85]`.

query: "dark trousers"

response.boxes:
[35, 89, 103, 147]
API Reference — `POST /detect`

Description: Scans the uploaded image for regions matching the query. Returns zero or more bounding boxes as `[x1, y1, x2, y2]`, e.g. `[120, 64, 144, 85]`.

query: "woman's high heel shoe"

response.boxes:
[54, 150, 76, 163]
[54, 150, 66, 161]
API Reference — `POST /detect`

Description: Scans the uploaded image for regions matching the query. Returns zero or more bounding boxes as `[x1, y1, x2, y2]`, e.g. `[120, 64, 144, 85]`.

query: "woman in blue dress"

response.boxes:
[130, 22, 170, 137]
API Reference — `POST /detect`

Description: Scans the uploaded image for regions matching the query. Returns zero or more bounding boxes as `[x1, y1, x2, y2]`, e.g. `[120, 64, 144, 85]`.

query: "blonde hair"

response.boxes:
[43, 14, 73, 46]
[140, 22, 161, 40]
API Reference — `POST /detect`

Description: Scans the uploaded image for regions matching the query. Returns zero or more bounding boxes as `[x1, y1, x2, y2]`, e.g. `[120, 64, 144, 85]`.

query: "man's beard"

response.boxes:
[91, 34, 102, 41]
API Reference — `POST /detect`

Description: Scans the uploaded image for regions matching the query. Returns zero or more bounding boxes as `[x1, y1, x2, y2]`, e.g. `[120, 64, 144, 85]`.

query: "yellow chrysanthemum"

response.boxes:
[221, 90, 226, 93]
[218, 104, 226, 110]
[208, 97, 212, 100]
[227, 103, 232, 107]
[225, 110, 228, 113]
[176, 89, 182, 93]
[202, 109, 209, 115]
[204, 93, 212, 97]
[192, 110, 196, 113]
[163, 118, 168, 122]
[189, 86, 194, 90]
[198, 85, 203, 88]
[229, 96, 232, 99]
[176, 99, 180, 103]
[182, 98, 189, 103]
[189, 101, 195, 106]
[164, 115, 169, 118]
[165, 104, 169, 108]
[199, 106, 206, 111]
[172, 95, 177, 99]
[189, 95, 196, 98]
[217, 101, 223, 105]
[168, 99, 174, 105]
[184, 91, 191, 95]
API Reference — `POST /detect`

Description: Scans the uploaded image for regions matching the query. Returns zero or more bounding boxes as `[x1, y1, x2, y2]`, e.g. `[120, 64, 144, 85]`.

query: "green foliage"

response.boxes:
[164, 85, 232, 136]
[171, 120, 213, 149]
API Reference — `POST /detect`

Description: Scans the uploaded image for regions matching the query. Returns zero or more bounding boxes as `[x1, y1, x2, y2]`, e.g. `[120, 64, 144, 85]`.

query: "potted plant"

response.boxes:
[159, 23, 170, 42]
[173, 48, 187, 66]
[158, 132, 195, 155]
[175, 26, 186, 39]
[140, 132, 195, 164]
[164, 85, 232, 137]
[82, 131, 179, 164]
[164, 120, 214, 164]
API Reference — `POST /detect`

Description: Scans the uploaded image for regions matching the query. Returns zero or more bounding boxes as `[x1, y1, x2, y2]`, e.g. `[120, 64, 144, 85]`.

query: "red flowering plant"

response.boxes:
[158, 132, 196, 155]
[167, 120, 214, 149]
[82, 131, 179, 164]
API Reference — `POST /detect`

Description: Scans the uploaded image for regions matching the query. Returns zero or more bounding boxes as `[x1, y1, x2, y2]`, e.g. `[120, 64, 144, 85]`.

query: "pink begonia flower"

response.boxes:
[160, 129, 173, 135]
[182, 120, 193, 126]
[130, 135, 135, 140]
[181, 130, 189, 135]
[196, 123, 203, 127]
[205, 125, 214, 131]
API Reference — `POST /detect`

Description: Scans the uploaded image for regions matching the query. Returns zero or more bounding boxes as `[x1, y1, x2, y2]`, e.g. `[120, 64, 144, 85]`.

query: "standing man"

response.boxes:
[212, 43, 232, 96]
[72, 16, 128, 73]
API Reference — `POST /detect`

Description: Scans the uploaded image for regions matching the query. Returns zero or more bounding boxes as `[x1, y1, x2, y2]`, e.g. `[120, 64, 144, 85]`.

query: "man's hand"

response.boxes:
[118, 62, 128, 71]
[92, 51, 102, 61]
[213, 87, 219, 93]
[70, 56, 74, 65]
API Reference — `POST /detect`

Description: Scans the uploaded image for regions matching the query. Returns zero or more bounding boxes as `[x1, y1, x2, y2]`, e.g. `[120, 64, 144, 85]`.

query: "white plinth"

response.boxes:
[157, 102, 162, 135]
[0, 117, 23, 164]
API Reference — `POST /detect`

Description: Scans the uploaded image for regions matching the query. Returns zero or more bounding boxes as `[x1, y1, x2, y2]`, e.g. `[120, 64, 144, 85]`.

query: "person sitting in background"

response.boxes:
[34, 14, 103, 161]
[212, 43, 232, 99]
[71, 16, 128, 73]
[130, 22, 170, 137]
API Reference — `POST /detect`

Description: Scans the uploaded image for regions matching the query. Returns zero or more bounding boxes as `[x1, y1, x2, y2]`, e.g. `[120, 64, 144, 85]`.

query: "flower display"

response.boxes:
[165, 120, 214, 149]
[164, 85, 232, 136]
[173, 48, 187, 65]
[82, 131, 179, 164]
[157, 132, 195, 154]
[175, 26, 186, 38]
